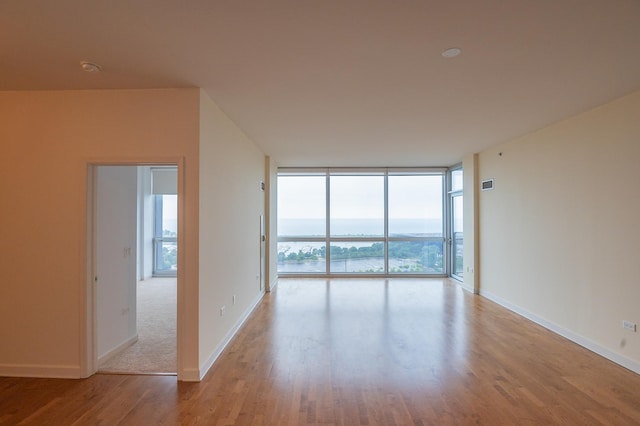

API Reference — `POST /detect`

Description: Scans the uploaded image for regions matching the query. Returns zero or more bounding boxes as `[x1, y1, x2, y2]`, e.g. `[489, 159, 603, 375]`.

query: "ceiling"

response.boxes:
[2, 1, 640, 167]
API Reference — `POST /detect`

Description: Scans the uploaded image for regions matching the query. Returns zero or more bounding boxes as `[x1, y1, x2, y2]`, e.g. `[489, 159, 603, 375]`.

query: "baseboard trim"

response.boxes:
[179, 368, 201, 382]
[480, 290, 640, 376]
[97, 334, 139, 365]
[197, 290, 266, 381]
[0, 364, 83, 379]
[460, 283, 474, 293]
[268, 277, 279, 292]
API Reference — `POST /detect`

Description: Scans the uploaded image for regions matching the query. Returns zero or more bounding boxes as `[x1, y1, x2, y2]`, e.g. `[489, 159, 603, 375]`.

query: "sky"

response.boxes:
[278, 174, 447, 220]
[161, 194, 178, 233]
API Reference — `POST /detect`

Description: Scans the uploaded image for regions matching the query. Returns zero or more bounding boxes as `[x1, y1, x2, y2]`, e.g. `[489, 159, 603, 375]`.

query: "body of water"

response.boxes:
[278, 218, 442, 237]
[278, 257, 442, 274]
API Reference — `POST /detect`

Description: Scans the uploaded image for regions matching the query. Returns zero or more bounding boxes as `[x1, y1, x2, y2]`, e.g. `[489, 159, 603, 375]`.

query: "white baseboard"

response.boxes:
[97, 334, 138, 365]
[268, 277, 279, 292]
[197, 290, 266, 381]
[0, 364, 83, 379]
[179, 368, 201, 382]
[460, 284, 474, 293]
[480, 290, 640, 375]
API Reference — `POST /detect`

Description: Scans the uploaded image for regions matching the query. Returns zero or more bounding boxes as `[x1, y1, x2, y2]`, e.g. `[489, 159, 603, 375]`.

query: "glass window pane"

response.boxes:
[278, 176, 326, 237]
[388, 175, 443, 237]
[453, 195, 463, 277]
[451, 169, 463, 192]
[156, 241, 177, 272]
[277, 241, 326, 273]
[453, 195, 463, 233]
[389, 241, 443, 274]
[161, 195, 177, 237]
[329, 242, 385, 274]
[154, 194, 178, 276]
[330, 175, 384, 237]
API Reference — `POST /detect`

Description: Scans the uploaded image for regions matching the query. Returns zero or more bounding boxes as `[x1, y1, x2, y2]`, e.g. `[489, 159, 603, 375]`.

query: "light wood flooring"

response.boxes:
[1, 278, 640, 425]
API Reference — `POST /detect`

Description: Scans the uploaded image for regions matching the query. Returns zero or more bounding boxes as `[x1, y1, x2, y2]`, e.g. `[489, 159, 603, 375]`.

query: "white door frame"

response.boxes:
[82, 158, 184, 378]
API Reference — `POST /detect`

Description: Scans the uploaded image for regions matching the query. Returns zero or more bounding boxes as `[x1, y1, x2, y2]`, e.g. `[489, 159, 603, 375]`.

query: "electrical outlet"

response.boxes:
[622, 320, 637, 332]
[220, 306, 226, 317]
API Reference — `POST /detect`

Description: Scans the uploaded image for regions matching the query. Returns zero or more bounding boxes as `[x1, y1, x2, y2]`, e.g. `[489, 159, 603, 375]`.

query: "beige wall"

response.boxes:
[478, 90, 640, 373]
[0, 89, 201, 378]
[198, 91, 266, 379]
[265, 156, 279, 291]
[462, 153, 479, 293]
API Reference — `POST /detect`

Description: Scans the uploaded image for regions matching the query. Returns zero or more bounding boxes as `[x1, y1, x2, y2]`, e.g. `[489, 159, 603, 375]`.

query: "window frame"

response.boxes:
[447, 164, 464, 281]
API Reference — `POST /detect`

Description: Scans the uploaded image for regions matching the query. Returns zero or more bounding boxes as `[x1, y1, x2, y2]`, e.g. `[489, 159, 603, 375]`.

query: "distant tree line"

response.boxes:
[162, 245, 177, 269]
[161, 229, 177, 270]
[278, 241, 442, 269]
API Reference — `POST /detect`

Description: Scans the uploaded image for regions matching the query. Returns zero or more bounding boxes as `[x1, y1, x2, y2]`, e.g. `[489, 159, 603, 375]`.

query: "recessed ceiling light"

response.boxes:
[441, 48, 462, 58]
[80, 61, 102, 72]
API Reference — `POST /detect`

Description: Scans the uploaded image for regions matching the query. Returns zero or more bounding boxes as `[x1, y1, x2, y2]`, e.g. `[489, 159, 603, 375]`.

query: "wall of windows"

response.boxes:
[277, 169, 446, 276]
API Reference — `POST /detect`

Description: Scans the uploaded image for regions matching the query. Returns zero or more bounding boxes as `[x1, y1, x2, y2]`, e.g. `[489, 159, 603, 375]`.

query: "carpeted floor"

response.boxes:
[99, 277, 176, 374]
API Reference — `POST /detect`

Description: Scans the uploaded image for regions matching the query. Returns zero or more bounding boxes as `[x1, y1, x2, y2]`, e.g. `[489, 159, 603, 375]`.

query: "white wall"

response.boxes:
[265, 156, 279, 291]
[478, 90, 640, 373]
[0, 89, 200, 378]
[198, 90, 266, 379]
[96, 166, 138, 361]
[462, 153, 479, 293]
[137, 166, 154, 281]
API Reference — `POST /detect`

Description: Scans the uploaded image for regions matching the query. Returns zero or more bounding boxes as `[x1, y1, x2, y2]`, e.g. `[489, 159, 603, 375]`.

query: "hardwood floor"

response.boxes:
[2, 278, 640, 425]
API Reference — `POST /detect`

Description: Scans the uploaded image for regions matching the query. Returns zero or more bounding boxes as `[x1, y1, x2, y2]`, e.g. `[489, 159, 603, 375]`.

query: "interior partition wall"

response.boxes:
[277, 168, 447, 277]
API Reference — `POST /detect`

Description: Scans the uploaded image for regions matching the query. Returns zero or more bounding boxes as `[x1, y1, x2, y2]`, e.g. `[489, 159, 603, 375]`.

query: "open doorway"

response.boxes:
[90, 165, 177, 375]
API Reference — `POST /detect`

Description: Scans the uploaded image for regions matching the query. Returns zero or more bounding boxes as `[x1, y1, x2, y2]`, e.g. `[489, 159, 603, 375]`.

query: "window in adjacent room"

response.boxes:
[152, 168, 178, 276]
